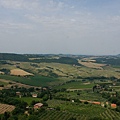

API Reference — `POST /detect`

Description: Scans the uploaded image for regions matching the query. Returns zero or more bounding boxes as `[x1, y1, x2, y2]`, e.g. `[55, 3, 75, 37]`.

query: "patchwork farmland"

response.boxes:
[0, 53, 120, 120]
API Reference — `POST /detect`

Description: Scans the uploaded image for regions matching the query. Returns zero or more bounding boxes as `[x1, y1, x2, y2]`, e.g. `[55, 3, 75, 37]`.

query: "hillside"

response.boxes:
[0, 53, 28, 61]
[95, 56, 120, 66]
[0, 53, 81, 65]
[0, 54, 120, 87]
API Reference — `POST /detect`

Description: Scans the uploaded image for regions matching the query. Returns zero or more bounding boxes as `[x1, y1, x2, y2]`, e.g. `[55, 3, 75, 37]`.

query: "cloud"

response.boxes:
[0, 0, 120, 54]
[0, 0, 39, 10]
[0, 0, 25, 9]
[0, 0, 67, 13]
[1, 0, 119, 35]
[0, 22, 31, 29]
[107, 15, 120, 24]
[0, 20, 33, 34]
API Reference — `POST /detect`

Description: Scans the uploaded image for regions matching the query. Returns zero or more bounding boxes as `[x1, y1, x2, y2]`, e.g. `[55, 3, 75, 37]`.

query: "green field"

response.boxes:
[79, 91, 106, 101]
[16, 97, 41, 105]
[54, 81, 94, 89]
[54, 90, 106, 102]
[0, 75, 58, 87]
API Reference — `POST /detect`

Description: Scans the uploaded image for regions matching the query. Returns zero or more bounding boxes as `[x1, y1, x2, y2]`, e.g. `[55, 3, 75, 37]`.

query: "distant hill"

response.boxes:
[95, 56, 120, 66]
[0, 53, 28, 61]
[0, 53, 81, 65]
[117, 54, 120, 57]
[29, 56, 80, 65]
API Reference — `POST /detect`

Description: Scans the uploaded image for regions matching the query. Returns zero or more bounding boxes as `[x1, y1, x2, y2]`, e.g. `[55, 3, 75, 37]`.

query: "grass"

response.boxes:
[0, 74, 58, 87]
[16, 97, 41, 105]
[54, 90, 106, 102]
[112, 65, 120, 68]
[79, 91, 106, 101]
[54, 81, 94, 89]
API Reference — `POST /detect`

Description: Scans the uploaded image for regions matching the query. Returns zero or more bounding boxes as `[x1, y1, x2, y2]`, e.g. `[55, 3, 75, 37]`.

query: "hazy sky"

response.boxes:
[0, 0, 120, 55]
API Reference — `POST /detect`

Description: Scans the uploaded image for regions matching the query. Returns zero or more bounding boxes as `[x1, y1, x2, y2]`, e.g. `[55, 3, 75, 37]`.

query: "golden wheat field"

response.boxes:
[10, 69, 33, 76]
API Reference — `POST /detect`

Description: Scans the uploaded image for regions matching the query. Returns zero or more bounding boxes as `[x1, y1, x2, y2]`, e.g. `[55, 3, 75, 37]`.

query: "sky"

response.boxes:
[0, 0, 120, 55]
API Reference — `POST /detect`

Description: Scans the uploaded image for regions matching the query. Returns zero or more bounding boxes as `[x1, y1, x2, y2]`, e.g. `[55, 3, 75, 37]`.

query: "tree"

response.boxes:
[18, 115, 27, 120]
[88, 116, 103, 120]
[109, 97, 118, 104]
[8, 116, 18, 120]
[1, 112, 10, 120]
[12, 107, 24, 115]
[28, 115, 39, 120]
[116, 106, 120, 112]
[30, 100, 39, 106]
[28, 87, 34, 92]
[84, 101, 89, 104]
[68, 117, 76, 120]
[55, 106, 60, 111]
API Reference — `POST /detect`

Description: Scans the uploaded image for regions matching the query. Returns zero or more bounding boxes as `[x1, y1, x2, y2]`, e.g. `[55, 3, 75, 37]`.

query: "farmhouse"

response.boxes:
[111, 104, 117, 108]
[34, 103, 43, 109]
[101, 102, 105, 107]
[16, 92, 21, 98]
[72, 100, 74, 103]
[0, 71, 4, 74]
[32, 93, 37, 98]
[92, 102, 101, 105]
[106, 102, 109, 105]
[16, 92, 21, 96]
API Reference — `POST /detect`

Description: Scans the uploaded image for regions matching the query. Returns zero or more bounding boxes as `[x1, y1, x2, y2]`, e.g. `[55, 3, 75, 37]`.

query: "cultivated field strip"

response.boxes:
[101, 109, 120, 120]
[39, 110, 88, 120]
[37, 109, 120, 120]
[0, 103, 15, 114]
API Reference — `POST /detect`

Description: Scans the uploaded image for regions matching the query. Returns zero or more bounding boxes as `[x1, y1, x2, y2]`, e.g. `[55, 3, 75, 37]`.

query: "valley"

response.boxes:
[0, 53, 120, 120]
